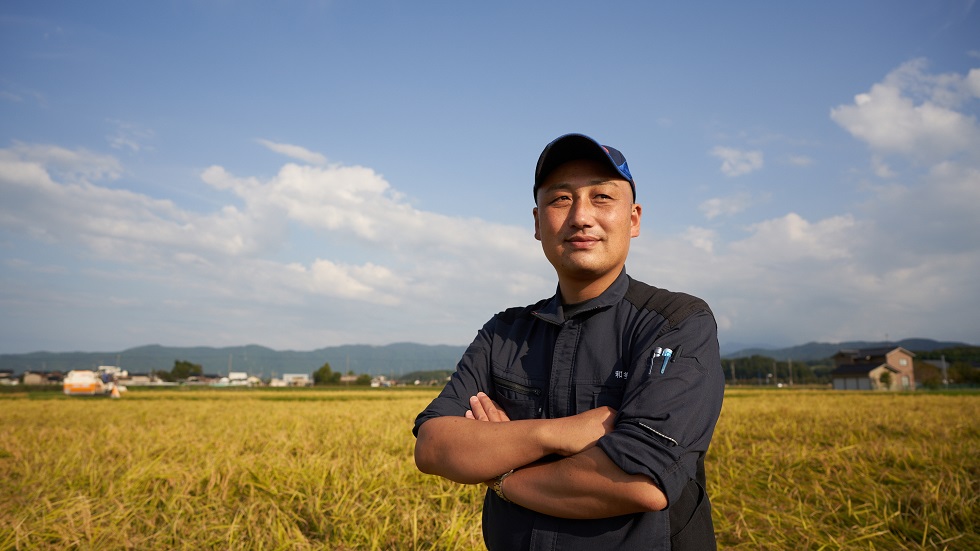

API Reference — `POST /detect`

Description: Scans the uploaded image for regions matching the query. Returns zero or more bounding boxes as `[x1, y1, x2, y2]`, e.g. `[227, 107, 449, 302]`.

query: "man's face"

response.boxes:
[533, 159, 641, 287]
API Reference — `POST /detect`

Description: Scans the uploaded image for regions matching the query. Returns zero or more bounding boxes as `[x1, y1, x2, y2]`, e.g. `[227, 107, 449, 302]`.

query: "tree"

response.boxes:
[356, 374, 372, 386]
[878, 371, 892, 390]
[949, 361, 980, 385]
[915, 361, 942, 389]
[171, 360, 203, 381]
[313, 362, 341, 385]
[153, 369, 175, 383]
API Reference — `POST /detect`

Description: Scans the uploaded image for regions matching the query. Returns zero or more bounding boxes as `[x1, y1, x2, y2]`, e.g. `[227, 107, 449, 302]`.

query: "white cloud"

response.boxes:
[830, 59, 980, 164]
[786, 155, 813, 167]
[257, 139, 328, 165]
[638, 84, 979, 344]
[858, 161, 980, 263]
[633, 203, 977, 348]
[730, 212, 857, 262]
[968, 68, 980, 97]
[699, 192, 755, 220]
[288, 259, 404, 305]
[203, 160, 533, 263]
[0, 142, 548, 348]
[711, 146, 763, 177]
[683, 61, 980, 347]
[5, 54, 980, 354]
[107, 119, 154, 153]
[871, 156, 895, 178]
[827, 61, 980, 264]
[681, 226, 716, 254]
[2, 141, 122, 182]
[0, 84, 45, 106]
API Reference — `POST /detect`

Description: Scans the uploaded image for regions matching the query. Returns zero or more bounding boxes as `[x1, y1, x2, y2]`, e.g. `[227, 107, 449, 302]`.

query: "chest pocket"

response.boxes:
[491, 374, 544, 420]
[574, 381, 626, 413]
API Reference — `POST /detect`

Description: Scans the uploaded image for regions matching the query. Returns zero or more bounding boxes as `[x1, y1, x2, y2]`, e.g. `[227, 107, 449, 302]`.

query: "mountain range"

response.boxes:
[721, 338, 971, 362]
[1, 338, 972, 376]
[0, 343, 467, 378]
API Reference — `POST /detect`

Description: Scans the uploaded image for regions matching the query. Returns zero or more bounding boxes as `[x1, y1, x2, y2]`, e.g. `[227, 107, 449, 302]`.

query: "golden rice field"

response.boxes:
[0, 387, 977, 550]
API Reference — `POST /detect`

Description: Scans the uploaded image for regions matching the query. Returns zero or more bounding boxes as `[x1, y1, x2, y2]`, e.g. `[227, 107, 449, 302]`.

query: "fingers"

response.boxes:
[468, 394, 488, 420]
[477, 392, 505, 422]
[489, 396, 511, 422]
[467, 392, 510, 422]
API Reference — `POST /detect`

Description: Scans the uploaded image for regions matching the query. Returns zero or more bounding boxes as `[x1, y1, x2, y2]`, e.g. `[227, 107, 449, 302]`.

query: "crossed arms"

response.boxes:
[414, 392, 667, 519]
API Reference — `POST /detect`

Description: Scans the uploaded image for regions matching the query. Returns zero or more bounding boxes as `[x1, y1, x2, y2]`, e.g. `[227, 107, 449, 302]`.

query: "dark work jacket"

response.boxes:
[413, 270, 725, 550]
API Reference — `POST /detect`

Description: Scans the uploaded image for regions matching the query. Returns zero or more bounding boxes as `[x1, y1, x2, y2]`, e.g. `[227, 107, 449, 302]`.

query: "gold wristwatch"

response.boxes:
[491, 470, 514, 503]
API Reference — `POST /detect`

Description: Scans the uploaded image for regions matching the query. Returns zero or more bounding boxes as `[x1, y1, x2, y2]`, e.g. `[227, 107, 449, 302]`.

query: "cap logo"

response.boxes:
[618, 161, 632, 181]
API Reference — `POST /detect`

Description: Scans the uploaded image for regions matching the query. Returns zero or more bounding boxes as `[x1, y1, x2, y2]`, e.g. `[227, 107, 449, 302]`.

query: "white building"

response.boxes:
[283, 373, 312, 387]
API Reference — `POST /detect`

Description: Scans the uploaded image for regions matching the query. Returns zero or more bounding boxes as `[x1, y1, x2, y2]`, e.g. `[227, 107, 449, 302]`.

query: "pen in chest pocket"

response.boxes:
[648, 345, 682, 375]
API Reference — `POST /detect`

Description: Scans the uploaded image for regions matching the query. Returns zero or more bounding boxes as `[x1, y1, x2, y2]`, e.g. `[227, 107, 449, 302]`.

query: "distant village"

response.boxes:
[1, 361, 440, 394]
[2, 345, 977, 394]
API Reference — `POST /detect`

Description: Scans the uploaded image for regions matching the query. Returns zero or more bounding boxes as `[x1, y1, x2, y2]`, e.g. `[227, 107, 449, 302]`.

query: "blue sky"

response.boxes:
[1, 1, 978, 354]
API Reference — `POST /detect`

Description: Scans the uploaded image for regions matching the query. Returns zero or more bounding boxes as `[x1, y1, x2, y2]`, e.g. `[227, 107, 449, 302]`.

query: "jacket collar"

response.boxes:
[532, 268, 630, 325]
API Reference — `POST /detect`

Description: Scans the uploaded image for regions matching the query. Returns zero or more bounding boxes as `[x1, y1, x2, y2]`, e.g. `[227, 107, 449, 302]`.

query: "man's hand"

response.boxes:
[416, 395, 614, 484]
[465, 392, 614, 457]
[456, 395, 660, 517]
[465, 392, 510, 422]
[551, 406, 616, 456]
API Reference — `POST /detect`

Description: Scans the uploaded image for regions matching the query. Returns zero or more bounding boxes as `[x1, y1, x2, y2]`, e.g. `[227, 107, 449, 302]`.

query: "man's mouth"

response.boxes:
[566, 235, 600, 248]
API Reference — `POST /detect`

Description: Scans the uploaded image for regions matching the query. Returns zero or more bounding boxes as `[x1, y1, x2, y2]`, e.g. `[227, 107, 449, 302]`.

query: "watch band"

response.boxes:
[492, 470, 514, 503]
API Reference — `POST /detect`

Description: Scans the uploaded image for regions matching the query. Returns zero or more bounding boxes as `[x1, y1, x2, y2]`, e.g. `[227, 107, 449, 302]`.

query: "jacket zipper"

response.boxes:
[492, 375, 542, 396]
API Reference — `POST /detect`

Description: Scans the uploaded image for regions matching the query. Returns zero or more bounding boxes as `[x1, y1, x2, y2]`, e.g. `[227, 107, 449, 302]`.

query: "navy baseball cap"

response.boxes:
[534, 133, 635, 203]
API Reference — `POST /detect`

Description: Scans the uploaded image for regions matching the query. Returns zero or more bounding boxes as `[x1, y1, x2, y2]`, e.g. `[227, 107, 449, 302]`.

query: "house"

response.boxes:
[213, 373, 261, 387]
[282, 373, 312, 387]
[0, 370, 16, 385]
[183, 373, 217, 385]
[122, 372, 157, 385]
[22, 371, 63, 385]
[830, 347, 915, 391]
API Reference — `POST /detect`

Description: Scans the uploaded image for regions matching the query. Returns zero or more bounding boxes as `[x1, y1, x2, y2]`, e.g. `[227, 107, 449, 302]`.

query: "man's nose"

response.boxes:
[568, 198, 595, 227]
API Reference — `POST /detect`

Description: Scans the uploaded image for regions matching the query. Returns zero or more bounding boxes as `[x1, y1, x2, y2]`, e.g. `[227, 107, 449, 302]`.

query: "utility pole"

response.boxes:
[788, 358, 793, 386]
[941, 354, 948, 390]
[730, 360, 736, 385]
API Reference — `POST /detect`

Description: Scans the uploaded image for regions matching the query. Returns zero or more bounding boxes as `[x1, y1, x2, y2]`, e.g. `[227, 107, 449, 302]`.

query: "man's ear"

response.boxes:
[532, 207, 541, 241]
[631, 203, 642, 238]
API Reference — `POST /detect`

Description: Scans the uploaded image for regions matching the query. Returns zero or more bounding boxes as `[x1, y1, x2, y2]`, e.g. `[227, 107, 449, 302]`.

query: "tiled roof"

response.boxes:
[831, 363, 900, 376]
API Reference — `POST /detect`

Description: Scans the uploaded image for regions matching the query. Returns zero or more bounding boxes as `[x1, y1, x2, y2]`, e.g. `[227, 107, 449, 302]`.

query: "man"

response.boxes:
[413, 133, 725, 550]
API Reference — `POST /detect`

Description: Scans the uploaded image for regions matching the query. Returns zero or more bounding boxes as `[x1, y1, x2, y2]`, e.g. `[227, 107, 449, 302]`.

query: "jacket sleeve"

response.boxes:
[412, 319, 495, 437]
[596, 309, 725, 504]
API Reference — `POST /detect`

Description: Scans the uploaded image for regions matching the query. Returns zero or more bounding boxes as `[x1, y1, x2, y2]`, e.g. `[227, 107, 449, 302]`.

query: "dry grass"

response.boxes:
[0, 387, 976, 550]
[0, 389, 484, 550]
[712, 390, 979, 550]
